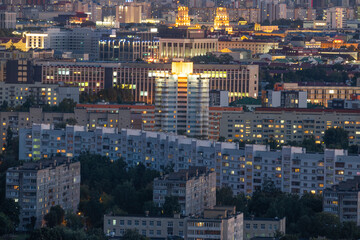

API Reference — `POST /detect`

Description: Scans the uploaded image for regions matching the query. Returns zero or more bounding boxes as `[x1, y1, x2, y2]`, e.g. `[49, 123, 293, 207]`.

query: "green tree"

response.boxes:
[57, 98, 77, 113]
[0, 212, 15, 235]
[122, 229, 150, 240]
[65, 212, 84, 230]
[66, 118, 78, 125]
[323, 127, 349, 149]
[162, 196, 181, 216]
[216, 187, 235, 206]
[44, 205, 65, 228]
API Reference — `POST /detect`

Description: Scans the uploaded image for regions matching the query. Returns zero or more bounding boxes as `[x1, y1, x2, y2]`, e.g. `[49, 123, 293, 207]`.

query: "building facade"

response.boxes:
[0, 12, 16, 29]
[218, 40, 279, 55]
[6, 157, 80, 230]
[219, 108, 360, 146]
[275, 82, 360, 107]
[323, 176, 360, 226]
[19, 125, 360, 196]
[244, 217, 286, 240]
[153, 167, 216, 216]
[35, 61, 259, 104]
[263, 90, 307, 108]
[155, 62, 209, 137]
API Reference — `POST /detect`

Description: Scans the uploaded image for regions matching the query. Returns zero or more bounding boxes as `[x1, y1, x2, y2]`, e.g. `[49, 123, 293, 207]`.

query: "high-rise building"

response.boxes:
[214, 7, 231, 32]
[6, 157, 80, 231]
[116, 3, 142, 24]
[175, 6, 191, 27]
[323, 176, 360, 226]
[326, 7, 347, 28]
[153, 167, 216, 216]
[154, 62, 209, 137]
[0, 12, 16, 29]
[263, 90, 307, 108]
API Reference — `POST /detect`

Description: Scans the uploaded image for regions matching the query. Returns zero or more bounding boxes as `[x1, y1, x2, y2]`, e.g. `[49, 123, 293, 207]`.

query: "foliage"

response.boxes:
[44, 205, 65, 228]
[43, 99, 77, 113]
[323, 127, 349, 149]
[162, 196, 181, 216]
[27, 226, 106, 240]
[287, 135, 323, 153]
[122, 229, 150, 240]
[229, 97, 261, 106]
[191, 53, 234, 64]
[78, 153, 160, 228]
[79, 88, 133, 104]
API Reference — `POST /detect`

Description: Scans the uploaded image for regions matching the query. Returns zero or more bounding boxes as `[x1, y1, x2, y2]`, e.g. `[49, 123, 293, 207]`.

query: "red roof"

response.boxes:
[255, 107, 360, 114]
[76, 104, 155, 110]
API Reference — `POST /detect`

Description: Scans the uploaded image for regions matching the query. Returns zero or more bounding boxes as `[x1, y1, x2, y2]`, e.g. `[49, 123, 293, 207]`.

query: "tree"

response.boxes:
[57, 99, 77, 113]
[66, 118, 78, 125]
[122, 229, 150, 240]
[162, 196, 181, 216]
[216, 187, 235, 206]
[0, 212, 15, 235]
[323, 127, 349, 149]
[65, 212, 84, 230]
[44, 205, 65, 228]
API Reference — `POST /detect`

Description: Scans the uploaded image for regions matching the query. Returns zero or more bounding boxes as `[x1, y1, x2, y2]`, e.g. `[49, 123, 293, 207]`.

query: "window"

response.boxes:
[157, 221, 161, 226]
[261, 224, 265, 229]
[157, 230, 161, 235]
[149, 230, 154, 235]
[150, 221, 154, 226]
[179, 221, 183, 227]
[142, 230, 146, 235]
[120, 220, 124, 225]
[112, 220, 116, 226]
[253, 224, 258, 229]
[142, 220, 146, 226]
[246, 223, 250, 229]
[127, 220, 132, 225]
[135, 220, 139, 225]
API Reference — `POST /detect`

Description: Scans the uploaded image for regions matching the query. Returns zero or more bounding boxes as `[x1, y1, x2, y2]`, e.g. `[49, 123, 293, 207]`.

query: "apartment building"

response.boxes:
[262, 90, 307, 108]
[187, 207, 243, 240]
[104, 214, 187, 238]
[19, 124, 360, 196]
[6, 157, 80, 230]
[35, 61, 259, 104]
[219, 108, 360, 146]
[153, 167, 216, 216]
[154, 62, 209, 137]
[0, 12, 16, 29]
[218, 40, 279, 55]
[275, 82, 360, 107]
[0, 104, 156, 153]
[0, 82, 79, 107]
[244, 217, 286, 240]
[323, 176, 360, 226]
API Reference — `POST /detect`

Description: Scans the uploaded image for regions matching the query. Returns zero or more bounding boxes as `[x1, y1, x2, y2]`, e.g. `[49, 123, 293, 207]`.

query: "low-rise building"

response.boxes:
[104, 214, 187, 238]
[6, 157, 80, 231]
[153, 167, 216, 216]
[244, 217, 286, 240]
[218, 40, 279, 55]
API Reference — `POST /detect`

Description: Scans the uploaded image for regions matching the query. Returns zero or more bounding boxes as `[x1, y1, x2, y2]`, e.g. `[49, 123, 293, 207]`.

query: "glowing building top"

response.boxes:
[175, 6, 191, 27]
[214, 7, 230, 30]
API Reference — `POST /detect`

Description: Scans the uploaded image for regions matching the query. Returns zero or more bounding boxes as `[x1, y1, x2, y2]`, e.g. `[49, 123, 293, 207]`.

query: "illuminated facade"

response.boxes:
[276, 82, 360, 107]
[175, 6, 191, 27]
[24, 32, 48, 51]
[214, 7, 232, 32]
[220, 108, 360, 146]
[116, 4, 142, 24]
[36, 61, 259, 104]
[19, 125, 360, 197]
[155, 62, 209, 138]
[218, 40, 279, 54]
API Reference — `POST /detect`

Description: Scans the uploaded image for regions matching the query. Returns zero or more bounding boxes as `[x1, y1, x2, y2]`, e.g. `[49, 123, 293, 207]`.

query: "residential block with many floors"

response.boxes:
[19, 124, 360, 196]
[153, 167, 216, 216]
[5, 157, 80, 231]
[219, 108, 360, 146]
[244, 217, 286, 240]
[323, 176, 360, 226]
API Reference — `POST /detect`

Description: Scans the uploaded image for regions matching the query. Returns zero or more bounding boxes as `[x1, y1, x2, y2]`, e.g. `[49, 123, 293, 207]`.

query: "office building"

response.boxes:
[19, 125, 360, 196]
[323, 176, 360, 225]
[44, 28, 111, 60]
[104, 214, 186, 238]
[155, 62, 209, 137]
[275, 82, 360, 107]
[0, 12, 16, 29]
[153, 167, 216, 216]
[244, 217, 286, 240]
[116, 4, 142, 24]
[187, 207, 243, 240]
[5, 157, 80, 230]
[218, 40, 279, 55]
[99, 30, 159, 62]
[36, 61, 259, 104]
[263, 90, 307, 108]
[175, 6, 191, 27]
[24, 32, 48, 51]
